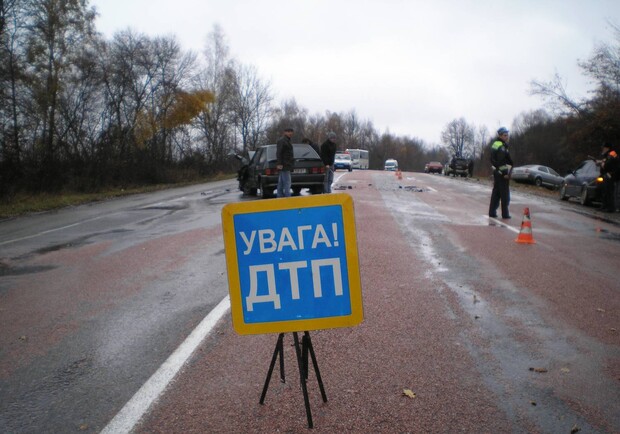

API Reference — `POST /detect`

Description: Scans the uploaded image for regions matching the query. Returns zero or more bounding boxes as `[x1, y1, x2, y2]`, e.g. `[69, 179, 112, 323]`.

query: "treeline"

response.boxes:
[1, 1, 619, 202]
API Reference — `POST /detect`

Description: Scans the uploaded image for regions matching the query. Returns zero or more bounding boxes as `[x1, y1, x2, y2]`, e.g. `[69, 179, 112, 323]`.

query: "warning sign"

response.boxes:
[221, 193, 363, 334]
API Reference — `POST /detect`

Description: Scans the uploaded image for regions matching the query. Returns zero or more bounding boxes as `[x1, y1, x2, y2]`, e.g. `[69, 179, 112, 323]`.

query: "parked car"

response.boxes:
[559, 159, 604, 205]
[237, 143, 325, 198]
[334, 153, 353, 171]
[384, 159, 398, 171]
[443, 157, 470, 177]
[511, 164, 563, 189]
[424, 161, 443, 174]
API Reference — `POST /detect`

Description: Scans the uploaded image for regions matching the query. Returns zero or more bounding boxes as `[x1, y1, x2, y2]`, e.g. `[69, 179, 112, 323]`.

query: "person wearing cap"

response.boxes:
[596, 142, 618, 212]
[320, 132, 338, 193]
[276, 128, 294, 198]
[488, 127, 514, 219]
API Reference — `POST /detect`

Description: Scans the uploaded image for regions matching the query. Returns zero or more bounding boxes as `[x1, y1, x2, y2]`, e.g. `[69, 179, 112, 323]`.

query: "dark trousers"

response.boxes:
[489, 171, 511, 217]
[601, 177, 616, 212]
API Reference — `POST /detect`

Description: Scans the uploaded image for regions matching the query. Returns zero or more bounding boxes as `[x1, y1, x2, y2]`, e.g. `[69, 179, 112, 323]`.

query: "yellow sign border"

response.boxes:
[221, 193, 363, 335]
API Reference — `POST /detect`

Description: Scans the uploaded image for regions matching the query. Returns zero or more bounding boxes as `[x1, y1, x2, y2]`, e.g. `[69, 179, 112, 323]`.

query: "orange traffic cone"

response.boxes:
[515, 207, 536, 244]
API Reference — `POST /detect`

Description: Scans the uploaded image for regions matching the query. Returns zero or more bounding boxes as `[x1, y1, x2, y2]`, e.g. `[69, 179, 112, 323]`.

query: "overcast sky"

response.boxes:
[90, 0, 618, 145]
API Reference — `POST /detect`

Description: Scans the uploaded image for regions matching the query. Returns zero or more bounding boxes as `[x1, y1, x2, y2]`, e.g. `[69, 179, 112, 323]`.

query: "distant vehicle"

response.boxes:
[384, 159, 399, 171]
[237, 143, 325, 198]
[559, 159, 604, 206]
[424, 161, 443, 174]
[443, 157, 470, 177]
[346, 148, 369, 169]
[511, 164, 563, 189]
[334, 152, 353, 171]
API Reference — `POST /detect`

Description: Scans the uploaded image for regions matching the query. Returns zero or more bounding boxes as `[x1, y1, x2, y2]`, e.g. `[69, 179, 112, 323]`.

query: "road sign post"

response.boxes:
[221, 193, 363, 427]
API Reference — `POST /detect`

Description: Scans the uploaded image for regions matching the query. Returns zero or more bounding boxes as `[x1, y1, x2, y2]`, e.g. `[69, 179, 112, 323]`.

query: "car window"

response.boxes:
[549, 168, 559, 176]
[293, 143, 320, 159]
[585, 160, 600, 176]
[539, 167, 549, 174]
[265, 145, 277, 161]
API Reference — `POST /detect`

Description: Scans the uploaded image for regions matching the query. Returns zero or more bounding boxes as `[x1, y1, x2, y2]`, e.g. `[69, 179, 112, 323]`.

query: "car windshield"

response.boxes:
[263, 143, 321, 161]
[336, 154, 351, 160]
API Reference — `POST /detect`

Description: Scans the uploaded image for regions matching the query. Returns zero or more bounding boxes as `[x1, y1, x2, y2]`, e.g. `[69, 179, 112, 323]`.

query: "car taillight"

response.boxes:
[264, 168, 278, 176]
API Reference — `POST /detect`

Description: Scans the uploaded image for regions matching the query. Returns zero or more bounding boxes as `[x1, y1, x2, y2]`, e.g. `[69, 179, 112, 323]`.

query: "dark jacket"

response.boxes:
[490, 139, 513, 174]
[600, 149, 619, 181]
[320, 139, 337, 166]
[276, 135, 294, 171]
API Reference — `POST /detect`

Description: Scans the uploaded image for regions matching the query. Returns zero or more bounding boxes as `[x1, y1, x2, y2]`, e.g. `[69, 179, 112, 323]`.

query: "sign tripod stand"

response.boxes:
[260, 331, 327, 428]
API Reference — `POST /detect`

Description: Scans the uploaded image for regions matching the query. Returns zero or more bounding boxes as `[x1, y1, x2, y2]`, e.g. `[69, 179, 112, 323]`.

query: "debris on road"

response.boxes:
[402, 389, 416, 399]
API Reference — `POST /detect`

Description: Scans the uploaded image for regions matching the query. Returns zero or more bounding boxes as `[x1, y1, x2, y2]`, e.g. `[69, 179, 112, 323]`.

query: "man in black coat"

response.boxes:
[276, 128, 294, 197]
[320, 132, 337, 193]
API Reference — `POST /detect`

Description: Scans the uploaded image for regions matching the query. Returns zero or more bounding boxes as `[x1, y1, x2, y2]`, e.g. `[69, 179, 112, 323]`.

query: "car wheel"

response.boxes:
[261, 180, 274, 199]
[535, 177, 543, 187]
[559, 184, 568, 201]
[348, 167, 352, 172]
[292, 187, 302, 196]
[579, 186, 590, 205]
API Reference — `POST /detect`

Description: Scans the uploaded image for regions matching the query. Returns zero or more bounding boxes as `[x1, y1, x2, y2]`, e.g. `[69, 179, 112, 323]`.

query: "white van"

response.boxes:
[384, 159, 398, 171]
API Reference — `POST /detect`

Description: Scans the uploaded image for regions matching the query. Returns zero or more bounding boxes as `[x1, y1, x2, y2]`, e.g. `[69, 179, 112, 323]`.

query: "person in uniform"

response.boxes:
[488, 127, 514, 219]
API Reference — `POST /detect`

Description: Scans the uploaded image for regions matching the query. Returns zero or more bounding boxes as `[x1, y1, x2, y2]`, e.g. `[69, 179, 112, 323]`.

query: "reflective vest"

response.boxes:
[491, 140, 511, 172]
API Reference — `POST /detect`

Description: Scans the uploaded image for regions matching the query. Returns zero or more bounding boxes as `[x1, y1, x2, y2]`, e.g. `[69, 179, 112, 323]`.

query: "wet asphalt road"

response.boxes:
[0, 181, 238, 433]
[1, 172, 619, 433]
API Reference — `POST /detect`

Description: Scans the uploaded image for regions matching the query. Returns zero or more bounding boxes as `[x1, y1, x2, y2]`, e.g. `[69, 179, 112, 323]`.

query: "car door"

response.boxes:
[538, 166, 550, 185]
[246, 147, 264, 189]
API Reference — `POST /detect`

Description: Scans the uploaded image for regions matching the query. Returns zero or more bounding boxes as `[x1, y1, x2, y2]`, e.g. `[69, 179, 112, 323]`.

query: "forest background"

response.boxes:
[1, 1, 619, 205]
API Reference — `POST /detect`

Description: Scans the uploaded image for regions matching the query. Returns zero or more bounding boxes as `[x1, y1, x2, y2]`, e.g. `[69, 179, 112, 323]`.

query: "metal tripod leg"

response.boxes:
[259, 333, 284, 404]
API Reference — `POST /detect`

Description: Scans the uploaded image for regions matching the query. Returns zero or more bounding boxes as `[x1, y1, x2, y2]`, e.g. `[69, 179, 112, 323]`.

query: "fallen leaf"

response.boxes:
[529, 367, 548, 373]
[19, 335, 27, 341]
[79, 424, 88, 431]
[596, 308, 605, 313]
[530, 401, 537, 406]
[570, 424, 580, 433]
[402, 389, 416, 399]
[474, 315, 481, 319]
[560, 367, 570, 373]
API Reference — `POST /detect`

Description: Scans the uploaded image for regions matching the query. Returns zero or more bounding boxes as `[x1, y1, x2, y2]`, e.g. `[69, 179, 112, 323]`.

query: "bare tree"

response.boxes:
[441, 118, 475, 158]
[229, 63, 273, 153]
[22, 0, 98, 186]
[193, 24, 237, 167]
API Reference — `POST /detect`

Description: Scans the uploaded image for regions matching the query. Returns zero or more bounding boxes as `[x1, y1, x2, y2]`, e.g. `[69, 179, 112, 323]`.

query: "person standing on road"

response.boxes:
[596, 142, 619, 213]
[488, 127, 514, 219]
[276, 128, 294, 198]
[320, 132, 337, 193]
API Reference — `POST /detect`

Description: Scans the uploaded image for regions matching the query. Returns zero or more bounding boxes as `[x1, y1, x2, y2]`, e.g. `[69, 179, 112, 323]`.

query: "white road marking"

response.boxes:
[0, 217, 105, 246]
[101, 295, 231, 434]
[488, 216, 520, 234]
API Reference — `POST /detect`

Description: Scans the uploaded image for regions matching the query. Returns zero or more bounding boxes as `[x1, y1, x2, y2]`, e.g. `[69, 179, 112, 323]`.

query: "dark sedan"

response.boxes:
[511, 164, 563, 189]
[238, 143, 325, 198]
[559, 160, 604, 205]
